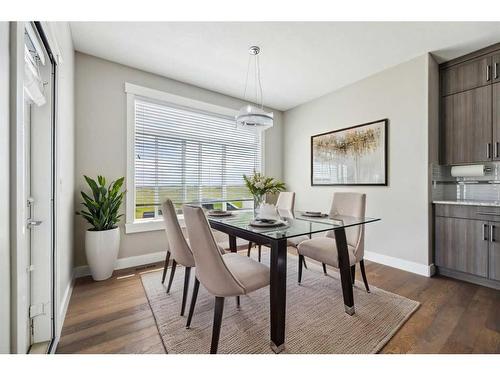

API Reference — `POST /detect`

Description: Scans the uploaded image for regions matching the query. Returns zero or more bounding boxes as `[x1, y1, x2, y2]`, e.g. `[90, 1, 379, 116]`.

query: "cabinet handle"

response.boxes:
[491, 225, 496, 242]
[487, 65, 491, 81]
[484, 224, 489, 241]
[496, 142, 499, 158]
[486, 142, 492, 159]
[495, 63, 499, 80]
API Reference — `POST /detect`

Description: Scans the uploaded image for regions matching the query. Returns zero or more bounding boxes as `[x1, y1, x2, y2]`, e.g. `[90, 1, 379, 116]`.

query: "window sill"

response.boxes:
[125, 217, 186, 234]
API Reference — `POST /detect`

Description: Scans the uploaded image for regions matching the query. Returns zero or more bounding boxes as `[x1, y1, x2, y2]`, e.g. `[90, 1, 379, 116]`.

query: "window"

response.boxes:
[125, 84, 262, 232]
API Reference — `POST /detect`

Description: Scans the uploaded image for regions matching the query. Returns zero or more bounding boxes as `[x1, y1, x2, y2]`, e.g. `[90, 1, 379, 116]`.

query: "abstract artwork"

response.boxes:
[311, 119, 388, 186]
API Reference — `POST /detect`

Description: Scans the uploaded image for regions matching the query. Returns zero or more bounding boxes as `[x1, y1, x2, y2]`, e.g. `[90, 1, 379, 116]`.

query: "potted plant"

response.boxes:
[243, 171, 285, 216]
[76, 175, 125, 281]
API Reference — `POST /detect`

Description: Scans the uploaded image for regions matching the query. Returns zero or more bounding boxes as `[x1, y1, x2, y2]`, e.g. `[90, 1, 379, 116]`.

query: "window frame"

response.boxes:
[124, 83, 265, 234]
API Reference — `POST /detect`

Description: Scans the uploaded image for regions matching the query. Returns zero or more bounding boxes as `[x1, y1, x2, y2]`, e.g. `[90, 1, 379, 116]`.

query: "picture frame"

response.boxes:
[311, 119, 388, 186]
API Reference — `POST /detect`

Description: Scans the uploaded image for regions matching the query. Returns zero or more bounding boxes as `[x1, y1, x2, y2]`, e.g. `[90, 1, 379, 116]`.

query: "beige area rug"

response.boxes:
[141, 251, 419, 354]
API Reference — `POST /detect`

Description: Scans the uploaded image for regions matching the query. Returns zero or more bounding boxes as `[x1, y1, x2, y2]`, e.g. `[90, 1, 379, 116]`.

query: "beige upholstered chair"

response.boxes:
[160, 199, 196, 316]
[297, 192, 370, 292]
[247, 191, 309, 262]
[183, 204, 270, 354]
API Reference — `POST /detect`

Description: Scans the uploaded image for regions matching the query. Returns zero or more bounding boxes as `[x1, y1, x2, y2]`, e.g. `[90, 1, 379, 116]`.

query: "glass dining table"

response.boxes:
[207, 210, 380, 353]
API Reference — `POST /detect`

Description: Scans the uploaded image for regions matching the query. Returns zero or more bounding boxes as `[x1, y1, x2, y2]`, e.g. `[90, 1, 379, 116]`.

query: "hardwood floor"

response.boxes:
[56, 249, 500, 354]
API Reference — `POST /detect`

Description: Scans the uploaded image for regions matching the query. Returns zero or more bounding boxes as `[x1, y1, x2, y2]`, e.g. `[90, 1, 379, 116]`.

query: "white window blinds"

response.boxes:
[134, 98, 262, 220]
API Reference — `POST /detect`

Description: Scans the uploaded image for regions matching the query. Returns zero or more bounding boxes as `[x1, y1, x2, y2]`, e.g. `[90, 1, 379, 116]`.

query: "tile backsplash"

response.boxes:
[432, 162, 500, 202]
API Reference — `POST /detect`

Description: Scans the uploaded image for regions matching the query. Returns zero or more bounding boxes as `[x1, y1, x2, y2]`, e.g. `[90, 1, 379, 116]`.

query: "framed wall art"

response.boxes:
[311, 119, 388, 186]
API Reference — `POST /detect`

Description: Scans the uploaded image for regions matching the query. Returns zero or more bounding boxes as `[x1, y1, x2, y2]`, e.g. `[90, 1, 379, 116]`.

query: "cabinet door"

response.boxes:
[442, 85, 492, 164]
[489, 223, 500, 281]
[441, 57, 491, 96]
[492, 53, 500, 83]
[435, 217, 488, 277]
[493, 83, 500, 160]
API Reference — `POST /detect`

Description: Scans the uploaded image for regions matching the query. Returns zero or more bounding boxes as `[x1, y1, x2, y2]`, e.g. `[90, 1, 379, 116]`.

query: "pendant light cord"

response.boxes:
[256, 54, 264, 109]
[242, 54, 251, 101]
[242, 49, 264, 108]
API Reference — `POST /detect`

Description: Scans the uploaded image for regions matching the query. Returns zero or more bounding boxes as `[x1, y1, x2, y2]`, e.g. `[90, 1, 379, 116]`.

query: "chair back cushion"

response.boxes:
[182, 204, 245, 296]
[328, 192, 366, 261]
[162, 199, 195, 267]
[276, 191, 295, 218]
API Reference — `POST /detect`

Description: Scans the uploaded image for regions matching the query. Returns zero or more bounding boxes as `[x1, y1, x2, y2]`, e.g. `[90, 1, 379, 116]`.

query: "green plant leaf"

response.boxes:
[77, 175, 126, 231]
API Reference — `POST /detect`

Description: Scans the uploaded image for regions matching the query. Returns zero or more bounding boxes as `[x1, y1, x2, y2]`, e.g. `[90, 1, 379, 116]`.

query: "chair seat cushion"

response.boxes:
[222, 253, 270, 295]
[287, 235, 310, 247]
[297, 237, 356, 268]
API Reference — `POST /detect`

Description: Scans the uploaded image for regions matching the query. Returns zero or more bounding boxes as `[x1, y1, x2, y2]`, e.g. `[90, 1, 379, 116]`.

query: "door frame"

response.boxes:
[9, 21, 58, 354]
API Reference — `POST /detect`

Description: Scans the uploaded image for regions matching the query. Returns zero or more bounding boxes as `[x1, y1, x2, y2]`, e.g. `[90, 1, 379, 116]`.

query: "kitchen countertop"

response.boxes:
[433, 200, 500, 207]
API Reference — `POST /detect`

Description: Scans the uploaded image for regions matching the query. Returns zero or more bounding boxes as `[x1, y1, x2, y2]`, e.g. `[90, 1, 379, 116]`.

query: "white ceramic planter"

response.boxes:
[85, 227, 120, 281]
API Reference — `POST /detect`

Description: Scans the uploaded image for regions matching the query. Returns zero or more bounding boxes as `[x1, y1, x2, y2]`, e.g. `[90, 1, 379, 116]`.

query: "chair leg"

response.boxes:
[360, 259, 370, 293]
[161, 251, 170, 284]
[186, 277, 200, 328]
[166, 260, 177, 293]
[181, 267, 191, 316]
[258, 245, 262, 262]
[302, 256, 308, 269]
[322, 263, 327, 275]
[351, 264, 356, 285]
[298, 254, 304, 284]
[210, 297, 225, 354]
[247, 242, 253, 257]
[236, 296, 240, 307]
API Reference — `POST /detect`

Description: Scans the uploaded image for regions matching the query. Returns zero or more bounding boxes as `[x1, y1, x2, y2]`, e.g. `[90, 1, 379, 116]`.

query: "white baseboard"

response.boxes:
[364, 251, 434, 277]
[73, 250, 166, 278]
[73, 239, 250, 279]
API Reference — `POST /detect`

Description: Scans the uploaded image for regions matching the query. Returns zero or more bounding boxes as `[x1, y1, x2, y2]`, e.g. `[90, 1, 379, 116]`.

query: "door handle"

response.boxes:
[27, 220, 42, 228]
[486, 143, 492, 159]
[487, 65, 491, 81]
[483, 224, 489, 241]
[491, 225, 496, 242]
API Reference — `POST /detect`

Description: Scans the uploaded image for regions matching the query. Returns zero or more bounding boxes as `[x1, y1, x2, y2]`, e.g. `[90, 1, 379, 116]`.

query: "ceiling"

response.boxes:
[70, 22, 500, 111]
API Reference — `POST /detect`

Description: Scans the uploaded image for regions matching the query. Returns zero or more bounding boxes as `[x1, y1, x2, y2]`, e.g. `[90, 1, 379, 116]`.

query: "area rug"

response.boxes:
[141, 251, 419, 354]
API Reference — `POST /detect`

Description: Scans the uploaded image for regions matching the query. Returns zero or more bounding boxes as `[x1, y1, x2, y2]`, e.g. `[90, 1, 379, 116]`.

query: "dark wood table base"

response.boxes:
[224, 226, 355, 353]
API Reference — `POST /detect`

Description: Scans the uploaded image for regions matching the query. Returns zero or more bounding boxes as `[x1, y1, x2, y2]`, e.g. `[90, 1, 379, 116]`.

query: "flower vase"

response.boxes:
[253, 194, 265, 218]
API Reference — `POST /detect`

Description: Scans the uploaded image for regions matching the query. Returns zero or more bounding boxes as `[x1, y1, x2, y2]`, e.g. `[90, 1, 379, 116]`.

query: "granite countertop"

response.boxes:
[433, 200, 500, 207]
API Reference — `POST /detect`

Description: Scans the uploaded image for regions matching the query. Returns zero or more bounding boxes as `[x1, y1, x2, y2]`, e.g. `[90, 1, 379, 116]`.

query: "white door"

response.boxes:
[22, 22, 54, 350]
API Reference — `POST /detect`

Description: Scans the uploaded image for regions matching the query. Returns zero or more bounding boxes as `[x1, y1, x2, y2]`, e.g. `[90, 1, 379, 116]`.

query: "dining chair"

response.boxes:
[182, 204, 270, 354]
[297, 192, 370, 292]
[247, 191, 309, 264]
[160, 198, 197, 316]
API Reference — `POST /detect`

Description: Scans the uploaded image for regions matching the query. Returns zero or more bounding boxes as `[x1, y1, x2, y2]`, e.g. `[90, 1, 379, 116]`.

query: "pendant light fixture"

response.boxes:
[235, 46, 273, 131]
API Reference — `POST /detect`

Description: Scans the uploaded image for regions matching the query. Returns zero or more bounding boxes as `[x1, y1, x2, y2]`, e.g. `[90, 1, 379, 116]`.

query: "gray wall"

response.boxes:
[51, 22, 75, 337]
[0, 21, 10, 354]
[283, 54, 433, 268]
[74, 52, 283, 266]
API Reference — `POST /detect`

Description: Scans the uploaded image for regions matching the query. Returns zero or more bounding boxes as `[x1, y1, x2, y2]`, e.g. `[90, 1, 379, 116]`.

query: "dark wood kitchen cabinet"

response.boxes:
[490, 237, 500, 281]
[442, 85, 492, 165]
[440, 43, 500, 165]
[441, 56, 491, 96]
[435, 216, 488, 277]
[434, 204, 500, 289]
[493, 83, 500, 160]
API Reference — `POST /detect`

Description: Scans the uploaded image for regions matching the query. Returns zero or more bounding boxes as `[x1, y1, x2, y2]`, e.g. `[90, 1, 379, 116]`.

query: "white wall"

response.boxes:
[74, 52, 283, 267]
[283, 54, 433, 273]
[50, 22, 75, 339]
[0, 21, 11, 354]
